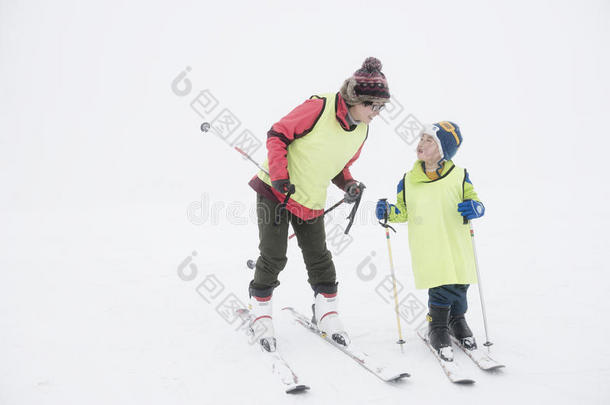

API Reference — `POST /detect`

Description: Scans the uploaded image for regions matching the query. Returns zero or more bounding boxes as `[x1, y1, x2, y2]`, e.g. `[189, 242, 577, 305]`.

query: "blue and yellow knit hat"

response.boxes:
[423, 121, 463, 162]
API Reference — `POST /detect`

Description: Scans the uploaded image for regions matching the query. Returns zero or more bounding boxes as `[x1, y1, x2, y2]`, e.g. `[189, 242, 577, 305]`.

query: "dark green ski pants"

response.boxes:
[251, 194, 336, 291]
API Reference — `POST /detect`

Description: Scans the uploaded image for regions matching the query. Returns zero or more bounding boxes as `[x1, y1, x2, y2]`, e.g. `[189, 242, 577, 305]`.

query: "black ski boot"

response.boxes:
[427, 305, 453, 361]
[449, 313, 477, 350]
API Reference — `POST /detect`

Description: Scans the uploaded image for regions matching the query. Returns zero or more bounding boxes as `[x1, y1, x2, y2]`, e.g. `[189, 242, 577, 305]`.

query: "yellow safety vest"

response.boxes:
[258, 93, 368, 210]
[404, 162, 478, 289]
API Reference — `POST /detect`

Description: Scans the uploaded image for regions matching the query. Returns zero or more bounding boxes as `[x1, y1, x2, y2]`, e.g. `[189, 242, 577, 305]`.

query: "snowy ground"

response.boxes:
[2, 1, 609, 404]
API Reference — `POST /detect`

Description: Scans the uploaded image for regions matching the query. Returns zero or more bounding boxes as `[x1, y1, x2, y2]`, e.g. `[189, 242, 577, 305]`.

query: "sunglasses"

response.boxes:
[363, 102, 385, 112]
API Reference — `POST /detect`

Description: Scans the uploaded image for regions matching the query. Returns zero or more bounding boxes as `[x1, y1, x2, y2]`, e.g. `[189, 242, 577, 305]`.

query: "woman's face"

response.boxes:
[417, 133, 441, 162]
[349, 103, 383, 124]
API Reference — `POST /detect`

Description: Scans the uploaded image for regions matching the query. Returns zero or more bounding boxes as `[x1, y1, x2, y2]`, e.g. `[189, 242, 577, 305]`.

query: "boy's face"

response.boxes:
[417, 133, 441, 162]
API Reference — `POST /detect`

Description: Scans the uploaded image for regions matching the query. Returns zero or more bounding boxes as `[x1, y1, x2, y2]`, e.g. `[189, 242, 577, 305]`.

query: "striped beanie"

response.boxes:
[340, 57, 390, 105]
[423, 121, 463, 162]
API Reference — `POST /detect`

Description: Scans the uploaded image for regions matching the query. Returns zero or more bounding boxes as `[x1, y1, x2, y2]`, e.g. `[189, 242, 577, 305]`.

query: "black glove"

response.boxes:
[271, 179, 295, 194]
[344, 181, 365, 204]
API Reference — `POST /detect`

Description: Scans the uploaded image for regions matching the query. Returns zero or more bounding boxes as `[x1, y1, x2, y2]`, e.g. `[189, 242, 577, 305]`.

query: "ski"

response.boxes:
[416, 329, 475, 384]
[450, 336, 505, 371]
[282, 307, 410, 383]
[236, 308, 310, 394]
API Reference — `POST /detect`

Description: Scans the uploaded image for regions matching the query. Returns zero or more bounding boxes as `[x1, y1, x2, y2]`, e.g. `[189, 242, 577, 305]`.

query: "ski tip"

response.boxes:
[286, 384, 310, 394]
[483, 364, 506, 371]
[453, 378, 476, 385]
[281, 306, 295, 312]
[388, 372, 411, 382]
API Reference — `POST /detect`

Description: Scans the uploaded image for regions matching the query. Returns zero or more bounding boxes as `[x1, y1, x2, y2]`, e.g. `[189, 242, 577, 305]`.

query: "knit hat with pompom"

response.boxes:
[340, 57, 390, 105]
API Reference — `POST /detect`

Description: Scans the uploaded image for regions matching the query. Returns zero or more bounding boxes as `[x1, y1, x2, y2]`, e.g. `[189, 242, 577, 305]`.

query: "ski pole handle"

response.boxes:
[275, 187, 294, 226]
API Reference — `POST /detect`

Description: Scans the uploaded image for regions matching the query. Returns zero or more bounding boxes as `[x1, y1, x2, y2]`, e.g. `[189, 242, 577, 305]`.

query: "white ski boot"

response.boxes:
[312, 286, 351, 346]
[249, 292, 276, 352]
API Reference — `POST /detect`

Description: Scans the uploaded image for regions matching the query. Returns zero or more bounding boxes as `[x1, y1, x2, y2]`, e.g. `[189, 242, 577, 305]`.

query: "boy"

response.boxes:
[375, 121, 485, 361]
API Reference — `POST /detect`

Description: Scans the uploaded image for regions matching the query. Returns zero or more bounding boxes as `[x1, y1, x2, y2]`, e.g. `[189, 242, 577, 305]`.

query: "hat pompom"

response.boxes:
[362, 57, 382, 73]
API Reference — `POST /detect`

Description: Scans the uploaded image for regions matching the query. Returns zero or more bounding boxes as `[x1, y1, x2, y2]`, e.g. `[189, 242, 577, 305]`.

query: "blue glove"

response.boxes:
[458, 200, 485, 220]
[376, 200, 388, 220]
[376, 199, 400, 220]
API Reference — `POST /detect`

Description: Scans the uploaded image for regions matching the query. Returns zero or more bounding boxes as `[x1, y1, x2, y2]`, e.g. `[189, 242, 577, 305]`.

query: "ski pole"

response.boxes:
[288, 198, 345, 239]
[200, 122, 270, 175]
[344, 183, 365, 235]
[234, 146, 270, 176]
[468, 220, 493, 348]
[275, 184, 295, 226]
[379, 199, 405, 351]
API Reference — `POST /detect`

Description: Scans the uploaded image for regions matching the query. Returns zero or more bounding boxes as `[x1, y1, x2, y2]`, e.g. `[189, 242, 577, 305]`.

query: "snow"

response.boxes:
[1, 0, 609, 404]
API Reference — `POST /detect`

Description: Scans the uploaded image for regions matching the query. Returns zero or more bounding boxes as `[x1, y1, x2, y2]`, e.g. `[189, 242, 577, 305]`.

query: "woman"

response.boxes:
[247, 57, 391, 351]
